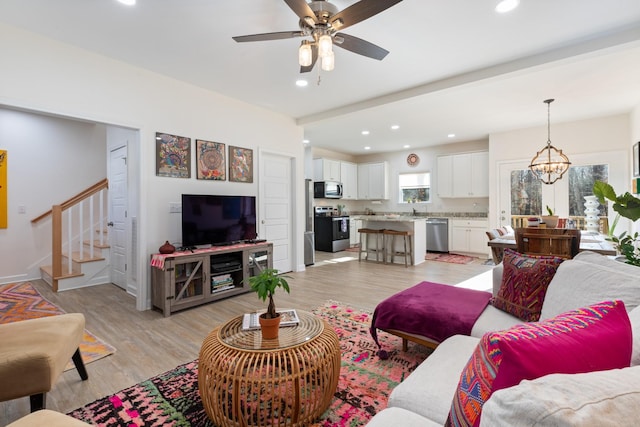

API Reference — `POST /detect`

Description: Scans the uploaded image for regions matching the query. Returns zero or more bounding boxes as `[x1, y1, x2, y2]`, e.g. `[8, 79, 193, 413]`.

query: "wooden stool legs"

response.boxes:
[383, 230, 413, 267]
[358, 228, 385, 262]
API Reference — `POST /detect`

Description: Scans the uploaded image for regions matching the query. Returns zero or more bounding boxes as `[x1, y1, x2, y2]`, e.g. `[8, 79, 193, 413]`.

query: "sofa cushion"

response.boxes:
[541, 251, 640, 320]
[490, 249, 563, 322]
[446, 300, 632, 427]
[365, 407, 441, 427]
[388, 334, 480, 426]
[479, 366, 640, 427]
[469, 305, 524, 338]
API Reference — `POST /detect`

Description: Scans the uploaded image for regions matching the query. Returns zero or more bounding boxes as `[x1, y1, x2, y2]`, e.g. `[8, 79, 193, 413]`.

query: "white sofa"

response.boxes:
[366, 251, 640, 426]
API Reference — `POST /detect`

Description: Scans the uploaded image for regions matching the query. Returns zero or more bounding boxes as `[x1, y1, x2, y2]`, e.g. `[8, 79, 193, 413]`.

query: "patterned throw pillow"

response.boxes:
[491, 249, 563, 321]
[445, 300, 632, 427]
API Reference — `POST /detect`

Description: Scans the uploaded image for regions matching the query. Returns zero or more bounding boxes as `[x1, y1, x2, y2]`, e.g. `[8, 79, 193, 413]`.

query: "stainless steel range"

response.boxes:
[314, 206, 350, 253]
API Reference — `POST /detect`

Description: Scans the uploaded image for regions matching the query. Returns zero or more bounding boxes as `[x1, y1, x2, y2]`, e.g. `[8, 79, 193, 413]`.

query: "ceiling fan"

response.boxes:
[232, 0, 403, 73]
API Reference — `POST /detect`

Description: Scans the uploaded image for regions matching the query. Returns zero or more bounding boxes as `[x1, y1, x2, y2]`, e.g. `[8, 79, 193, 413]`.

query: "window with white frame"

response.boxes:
[398, 172, 430, 203]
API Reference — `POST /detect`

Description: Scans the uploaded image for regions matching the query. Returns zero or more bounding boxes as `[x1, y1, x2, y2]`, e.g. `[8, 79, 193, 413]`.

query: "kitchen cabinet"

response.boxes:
[349, 218, 362, 246]
[357, 161, 389, 200]
[340, 161, 358, 200]
[437, 151, 488, 198]
[450, 219, 489, 256]
[313, 158, 341, 182]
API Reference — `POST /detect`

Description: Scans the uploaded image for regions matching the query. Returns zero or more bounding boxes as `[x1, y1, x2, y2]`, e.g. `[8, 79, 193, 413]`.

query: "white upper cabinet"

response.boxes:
[340, 161, 358, 200]
[437, 151, 488, 198]
[313, 158, 341, 182]
[357, 162, 389, 200]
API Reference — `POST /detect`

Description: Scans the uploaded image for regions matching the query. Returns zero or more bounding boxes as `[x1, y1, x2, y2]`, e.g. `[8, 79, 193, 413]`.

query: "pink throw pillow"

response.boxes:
[446, 300, 632, 427]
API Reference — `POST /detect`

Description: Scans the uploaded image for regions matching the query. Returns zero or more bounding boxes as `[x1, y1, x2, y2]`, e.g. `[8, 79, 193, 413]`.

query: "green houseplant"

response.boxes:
[593, 181, 640, 266]
[541, 205, 559, 228]
[246, 268, 291, 338]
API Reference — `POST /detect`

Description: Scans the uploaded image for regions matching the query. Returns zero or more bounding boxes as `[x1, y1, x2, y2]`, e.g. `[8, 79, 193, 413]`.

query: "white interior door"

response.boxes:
[259, 151, 293, 273]
[109, 145, 128, 290]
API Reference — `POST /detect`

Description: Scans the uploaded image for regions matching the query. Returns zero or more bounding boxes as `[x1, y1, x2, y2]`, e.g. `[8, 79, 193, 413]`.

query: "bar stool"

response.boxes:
[383, 229, 413, 267]
[358, 228, 385, 263]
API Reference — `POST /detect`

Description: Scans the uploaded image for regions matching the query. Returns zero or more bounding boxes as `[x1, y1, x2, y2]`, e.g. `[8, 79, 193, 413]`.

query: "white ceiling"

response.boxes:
[1, 0, 640, 154]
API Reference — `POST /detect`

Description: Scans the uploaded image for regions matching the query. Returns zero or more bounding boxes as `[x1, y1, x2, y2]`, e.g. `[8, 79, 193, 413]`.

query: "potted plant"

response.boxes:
[246, 268, 291, 339]
[541, 205, 559, 228]
[593, 181, 640, 266]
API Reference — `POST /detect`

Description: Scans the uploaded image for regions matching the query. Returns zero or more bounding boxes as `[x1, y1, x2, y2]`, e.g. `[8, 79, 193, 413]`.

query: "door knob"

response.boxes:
[107, 221, 114, 227]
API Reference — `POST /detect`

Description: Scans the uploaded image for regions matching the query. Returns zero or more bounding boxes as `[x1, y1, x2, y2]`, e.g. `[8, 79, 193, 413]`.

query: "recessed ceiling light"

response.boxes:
[295, 79, 308, 87]
[364, 146, 371, 150]
[391, 125, 400, 130]
[403, 145, 410, 149]
[302, 139, 310, 144]
[361, 130, 370, 135]
[448, 133, 456, 138]
[495, 0, 519, 13]
[117, 0, 136, 5]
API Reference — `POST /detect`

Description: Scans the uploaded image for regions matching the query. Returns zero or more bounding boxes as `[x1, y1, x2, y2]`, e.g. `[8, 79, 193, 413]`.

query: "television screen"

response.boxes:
[181, 194, 257, 247]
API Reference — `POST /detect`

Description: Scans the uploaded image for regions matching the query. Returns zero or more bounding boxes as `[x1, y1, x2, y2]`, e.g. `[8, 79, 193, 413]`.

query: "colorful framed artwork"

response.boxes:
[634, 142, 639, 178]
[156, 132, 191, 178]
[196, 139, 226, 180]
[229, 146, 253, 183]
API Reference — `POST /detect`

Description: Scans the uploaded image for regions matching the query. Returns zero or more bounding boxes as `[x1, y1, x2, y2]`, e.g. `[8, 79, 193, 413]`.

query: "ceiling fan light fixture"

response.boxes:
[321, 50, 335, 71]
[298, 41, 313, 67]
[318, 34, 333, 58]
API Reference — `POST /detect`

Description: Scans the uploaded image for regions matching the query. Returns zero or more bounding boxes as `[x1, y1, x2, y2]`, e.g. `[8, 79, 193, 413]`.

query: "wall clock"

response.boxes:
[406, 153, 419, 167]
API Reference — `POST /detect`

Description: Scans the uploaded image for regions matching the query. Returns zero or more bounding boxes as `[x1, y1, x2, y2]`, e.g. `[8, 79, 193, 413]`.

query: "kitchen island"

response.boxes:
[351, 215, 426, 266]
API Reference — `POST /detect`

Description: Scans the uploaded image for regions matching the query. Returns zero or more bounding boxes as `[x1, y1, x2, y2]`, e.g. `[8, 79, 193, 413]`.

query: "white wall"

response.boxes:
[488, 113, 631, 229]
[0, 24, 303, 309]
[0, 108, 107, 282]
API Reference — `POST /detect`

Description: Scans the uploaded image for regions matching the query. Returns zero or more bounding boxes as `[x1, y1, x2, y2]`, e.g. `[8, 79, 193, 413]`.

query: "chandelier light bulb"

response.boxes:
[298, 42, 312, 67]
[318, 34, 333, 58]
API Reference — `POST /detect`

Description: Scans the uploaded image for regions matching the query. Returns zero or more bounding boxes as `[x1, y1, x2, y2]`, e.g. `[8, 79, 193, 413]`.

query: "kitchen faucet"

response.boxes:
[412, 208, 417, 216]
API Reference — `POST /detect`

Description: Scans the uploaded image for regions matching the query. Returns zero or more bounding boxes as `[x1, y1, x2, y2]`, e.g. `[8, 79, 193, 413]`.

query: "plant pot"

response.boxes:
[540, 215, 559, 228]
[259, 313, 281, 339]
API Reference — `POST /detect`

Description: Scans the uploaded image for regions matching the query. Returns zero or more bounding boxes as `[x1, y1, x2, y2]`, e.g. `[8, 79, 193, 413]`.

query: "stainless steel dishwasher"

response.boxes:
[426, 218, 449, 253]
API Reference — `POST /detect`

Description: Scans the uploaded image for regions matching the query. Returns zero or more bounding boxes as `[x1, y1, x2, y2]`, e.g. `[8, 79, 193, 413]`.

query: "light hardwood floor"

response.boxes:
[1, 251, 493, 425]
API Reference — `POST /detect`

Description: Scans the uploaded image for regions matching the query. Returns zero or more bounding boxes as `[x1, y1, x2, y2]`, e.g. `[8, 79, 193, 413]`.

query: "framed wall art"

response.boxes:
[196, 139, 226, 180]
[634, 141, 639, 178]
[156, 132, 191, 178]
[229, 146, 253, 183]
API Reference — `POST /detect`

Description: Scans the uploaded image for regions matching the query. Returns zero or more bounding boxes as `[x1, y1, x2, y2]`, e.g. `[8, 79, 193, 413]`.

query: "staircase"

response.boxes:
[32, 179, 111, 291]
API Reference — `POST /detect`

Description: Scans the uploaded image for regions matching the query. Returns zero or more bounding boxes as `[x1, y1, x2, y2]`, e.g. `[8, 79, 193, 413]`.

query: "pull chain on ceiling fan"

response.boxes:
[232, 0, 403, 73]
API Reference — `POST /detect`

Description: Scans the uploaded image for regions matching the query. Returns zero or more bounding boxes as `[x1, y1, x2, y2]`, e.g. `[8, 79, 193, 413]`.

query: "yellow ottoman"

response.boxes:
[7, 409, 91, 427]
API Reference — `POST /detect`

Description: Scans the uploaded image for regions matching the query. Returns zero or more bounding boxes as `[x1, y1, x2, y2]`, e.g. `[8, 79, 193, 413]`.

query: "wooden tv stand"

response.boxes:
[150, 242, 273, 317]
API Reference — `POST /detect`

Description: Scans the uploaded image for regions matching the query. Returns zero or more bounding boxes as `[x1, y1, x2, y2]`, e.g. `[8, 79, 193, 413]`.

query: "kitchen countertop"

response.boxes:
[350, 215, 425, 222]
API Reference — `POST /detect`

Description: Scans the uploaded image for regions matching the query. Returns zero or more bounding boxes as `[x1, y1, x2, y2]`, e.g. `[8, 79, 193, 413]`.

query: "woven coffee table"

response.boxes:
[199, 310, 341, 427]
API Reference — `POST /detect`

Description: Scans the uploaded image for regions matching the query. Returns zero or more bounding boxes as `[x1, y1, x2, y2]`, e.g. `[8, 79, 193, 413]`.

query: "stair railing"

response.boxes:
[32, 179, 109, 291]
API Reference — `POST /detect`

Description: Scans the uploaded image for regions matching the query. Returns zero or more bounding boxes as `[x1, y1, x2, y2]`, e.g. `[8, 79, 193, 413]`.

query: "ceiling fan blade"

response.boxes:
[334, 33, 389, 60]
[232, 31, 304, 43]
[330, 0, 403, 31]
[300, 44, 318, 73]
[284, 0, 319, 25]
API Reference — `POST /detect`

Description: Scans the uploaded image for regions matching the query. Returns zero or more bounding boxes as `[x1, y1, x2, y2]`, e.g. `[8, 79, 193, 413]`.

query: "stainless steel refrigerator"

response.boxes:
[304, 179, 315, 266]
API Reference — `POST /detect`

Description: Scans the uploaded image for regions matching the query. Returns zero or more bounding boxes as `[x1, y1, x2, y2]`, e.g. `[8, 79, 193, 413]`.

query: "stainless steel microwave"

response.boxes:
[314, 181, 343, 199]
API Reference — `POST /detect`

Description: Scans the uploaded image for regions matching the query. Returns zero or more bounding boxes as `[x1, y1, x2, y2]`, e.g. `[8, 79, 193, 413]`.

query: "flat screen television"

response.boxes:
[181, 194, 257, 247]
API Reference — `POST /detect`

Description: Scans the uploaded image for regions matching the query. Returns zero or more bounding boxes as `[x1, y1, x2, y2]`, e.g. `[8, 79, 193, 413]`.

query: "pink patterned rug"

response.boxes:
[425, 252, 477, 264]
[68, 301, 432, 426]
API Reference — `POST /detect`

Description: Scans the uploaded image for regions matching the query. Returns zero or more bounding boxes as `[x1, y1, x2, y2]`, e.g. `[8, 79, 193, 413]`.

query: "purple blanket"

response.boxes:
[370, 281, 491, 355]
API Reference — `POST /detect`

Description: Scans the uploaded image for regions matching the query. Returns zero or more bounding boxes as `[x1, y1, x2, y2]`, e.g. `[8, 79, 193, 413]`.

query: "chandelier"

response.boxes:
[529, 99, 571, 185]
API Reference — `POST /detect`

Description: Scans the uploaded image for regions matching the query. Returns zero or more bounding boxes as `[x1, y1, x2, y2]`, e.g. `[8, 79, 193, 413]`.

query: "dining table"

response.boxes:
[488, 230, 617, 258]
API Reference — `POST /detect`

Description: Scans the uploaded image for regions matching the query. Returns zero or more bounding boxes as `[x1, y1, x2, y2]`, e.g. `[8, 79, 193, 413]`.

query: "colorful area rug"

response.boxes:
[425, 252, 477, 264]
[68, 301, 432, 426]
[0, 282, 116, 369]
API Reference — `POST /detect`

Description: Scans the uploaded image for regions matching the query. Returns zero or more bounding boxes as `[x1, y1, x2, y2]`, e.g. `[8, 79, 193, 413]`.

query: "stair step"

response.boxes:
[84, 239, 110, 249]
[40, 265, 84, 280]
[67, 251, 105, 263]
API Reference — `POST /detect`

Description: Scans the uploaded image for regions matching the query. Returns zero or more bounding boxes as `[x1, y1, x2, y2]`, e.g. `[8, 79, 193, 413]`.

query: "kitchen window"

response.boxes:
[399, 172, 430, 203]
